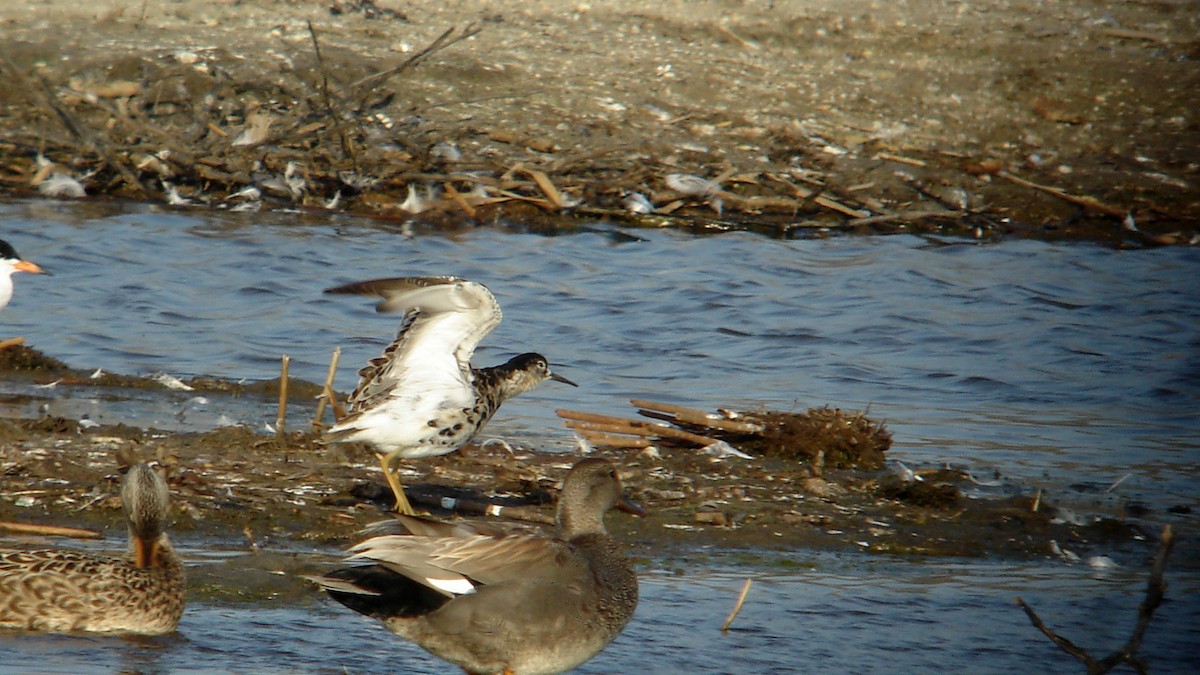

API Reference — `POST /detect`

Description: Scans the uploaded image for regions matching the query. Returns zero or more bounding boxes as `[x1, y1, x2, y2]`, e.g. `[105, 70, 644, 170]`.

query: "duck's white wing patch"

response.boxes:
[425, 576, 478, 596]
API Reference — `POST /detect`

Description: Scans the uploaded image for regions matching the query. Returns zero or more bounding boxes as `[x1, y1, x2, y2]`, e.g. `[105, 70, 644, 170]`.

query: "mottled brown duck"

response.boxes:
[0, 463, 185, 635]
[312, 457, 641, 675]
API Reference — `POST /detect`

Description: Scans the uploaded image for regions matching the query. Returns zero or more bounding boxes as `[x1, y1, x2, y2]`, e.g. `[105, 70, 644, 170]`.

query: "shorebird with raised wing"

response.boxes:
[323, 276, 576, 514]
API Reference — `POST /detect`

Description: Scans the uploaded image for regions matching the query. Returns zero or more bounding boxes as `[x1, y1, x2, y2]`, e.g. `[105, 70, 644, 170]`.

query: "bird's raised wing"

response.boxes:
[326, 277, 503, 413]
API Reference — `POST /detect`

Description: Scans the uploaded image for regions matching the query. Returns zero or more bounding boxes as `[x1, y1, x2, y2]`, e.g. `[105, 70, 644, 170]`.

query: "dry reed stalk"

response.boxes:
[721, 578, 753, 632]
[0, 521, 102, 539]
[570, 429, 655, 448]
[523, 167, 565, 208]
[276, 354, 290, 439]
[556, 408, 720, 446]
[312, 346, 341, 428]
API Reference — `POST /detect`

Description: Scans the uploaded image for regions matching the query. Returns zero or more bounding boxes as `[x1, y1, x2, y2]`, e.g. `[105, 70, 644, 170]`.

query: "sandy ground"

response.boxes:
[0, 0, 1197, 244]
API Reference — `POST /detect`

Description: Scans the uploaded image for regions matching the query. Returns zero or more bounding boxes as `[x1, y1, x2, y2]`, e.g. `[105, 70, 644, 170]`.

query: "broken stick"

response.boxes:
[0, 520, 102, 539]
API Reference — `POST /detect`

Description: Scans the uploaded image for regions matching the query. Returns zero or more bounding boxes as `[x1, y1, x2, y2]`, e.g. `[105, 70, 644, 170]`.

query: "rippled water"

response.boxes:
[1, 551, 1198, 674]
[2, 199, 1199, 671]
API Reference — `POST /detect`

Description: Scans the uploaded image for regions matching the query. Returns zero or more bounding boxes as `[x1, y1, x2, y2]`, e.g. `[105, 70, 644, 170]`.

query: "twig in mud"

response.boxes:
[313, 346, 342, 429]
[307, 21, 334, 115]
[876, 151, 927, 167]
[417, 91, 538, 117]
[1016, 525, 1175, 673]
[714, 23, 759, 51]
[347, 23, 483, 99]
[0, 520, 102, 540]
[307, 21, 357, 168]
[722, 578, 753, 632]
[442, 182, 478, 218]
[276, 354, 291, 439]
[763, 173, 870, 219]
[1001, 171, 1126, 218]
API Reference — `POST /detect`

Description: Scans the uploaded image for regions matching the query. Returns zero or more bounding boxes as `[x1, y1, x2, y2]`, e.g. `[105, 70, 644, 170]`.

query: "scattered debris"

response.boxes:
[0, 2, 1192, 244]
[558, 400, 891, 470]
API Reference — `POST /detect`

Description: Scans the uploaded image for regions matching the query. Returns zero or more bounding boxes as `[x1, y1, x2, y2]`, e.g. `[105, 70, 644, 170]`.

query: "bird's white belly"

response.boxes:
[340, 392, 479, 458]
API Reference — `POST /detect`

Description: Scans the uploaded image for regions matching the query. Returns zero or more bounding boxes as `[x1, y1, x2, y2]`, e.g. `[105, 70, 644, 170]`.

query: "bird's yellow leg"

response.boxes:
[379, 453, 415, 515]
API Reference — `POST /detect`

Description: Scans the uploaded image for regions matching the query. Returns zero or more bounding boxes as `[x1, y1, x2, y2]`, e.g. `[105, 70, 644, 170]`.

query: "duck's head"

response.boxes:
[557, 458, 643, 536]
[121, 463, 172, 567]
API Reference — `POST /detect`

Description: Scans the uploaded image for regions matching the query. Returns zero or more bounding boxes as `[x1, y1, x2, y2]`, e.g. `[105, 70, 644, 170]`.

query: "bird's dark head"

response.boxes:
[0, 238, 47, 275]
[503, 352, 577, 388]
[477, 353, 577, 403]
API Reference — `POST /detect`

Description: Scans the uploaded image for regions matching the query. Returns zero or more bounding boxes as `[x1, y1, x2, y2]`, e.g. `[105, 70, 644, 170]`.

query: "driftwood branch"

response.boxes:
[632, 399, 764, 433]
[557, 408, 721, 446]
[1016, 524, 1175, 674]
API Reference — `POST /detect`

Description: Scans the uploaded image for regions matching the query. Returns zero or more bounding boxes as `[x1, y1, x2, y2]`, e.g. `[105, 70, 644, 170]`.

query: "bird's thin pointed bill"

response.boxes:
[13, 260, 47, 275]
[550, 372, 578, 387]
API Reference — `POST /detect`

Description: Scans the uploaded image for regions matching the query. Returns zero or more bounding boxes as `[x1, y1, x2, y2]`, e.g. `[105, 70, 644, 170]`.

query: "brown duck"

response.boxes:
[0, 463, 185, 634]
[312, 457, 641, 674]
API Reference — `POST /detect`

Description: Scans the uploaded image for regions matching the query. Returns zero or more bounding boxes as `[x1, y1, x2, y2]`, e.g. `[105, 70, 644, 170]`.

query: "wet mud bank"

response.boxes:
[0, 345, 1171, 568]
[0, 0, 1197, 246]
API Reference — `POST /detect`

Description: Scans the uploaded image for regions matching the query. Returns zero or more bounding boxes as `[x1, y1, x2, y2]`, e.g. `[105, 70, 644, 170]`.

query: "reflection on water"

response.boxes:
[2, 200, 1199, 671]
[1, 556, 1198, 673]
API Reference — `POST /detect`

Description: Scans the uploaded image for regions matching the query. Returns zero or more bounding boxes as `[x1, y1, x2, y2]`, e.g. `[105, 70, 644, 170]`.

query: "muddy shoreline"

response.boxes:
[1, 0, 1197, 246]
[0, 344, 1173, 569]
